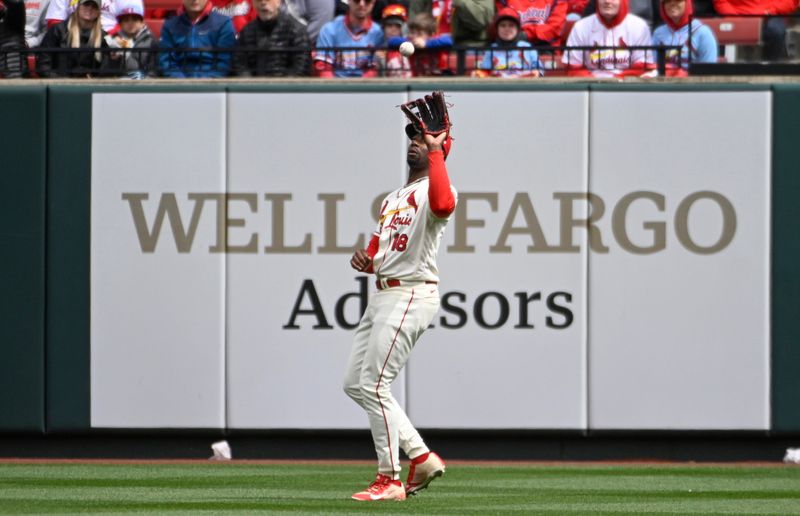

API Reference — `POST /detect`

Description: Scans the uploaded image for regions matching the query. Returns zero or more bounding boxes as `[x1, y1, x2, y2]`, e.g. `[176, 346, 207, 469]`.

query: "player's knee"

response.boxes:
[359, 382, 384, 400]
[343, 381, 362, 402]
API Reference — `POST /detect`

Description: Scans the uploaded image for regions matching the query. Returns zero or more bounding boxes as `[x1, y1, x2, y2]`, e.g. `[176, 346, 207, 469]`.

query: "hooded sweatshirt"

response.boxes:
[712, 0, 798, 15]
[562, 0, 653, 77]
[652, 0, 718, 67]
[497, 0, 568, 45]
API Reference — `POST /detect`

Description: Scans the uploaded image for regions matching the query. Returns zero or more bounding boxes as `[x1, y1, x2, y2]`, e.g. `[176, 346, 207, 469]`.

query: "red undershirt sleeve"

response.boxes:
[363, 233, 379, 274]
[427, 149, 456, 218]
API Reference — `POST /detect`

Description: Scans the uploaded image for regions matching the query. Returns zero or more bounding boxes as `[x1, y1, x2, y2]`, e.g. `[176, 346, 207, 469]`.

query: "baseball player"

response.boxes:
[562, 0, 653, 77]
[344, 98, 455, 502]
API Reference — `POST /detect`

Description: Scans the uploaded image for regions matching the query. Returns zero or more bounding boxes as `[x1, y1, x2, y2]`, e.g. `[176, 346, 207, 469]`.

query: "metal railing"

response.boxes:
[11, 42, 800, 79]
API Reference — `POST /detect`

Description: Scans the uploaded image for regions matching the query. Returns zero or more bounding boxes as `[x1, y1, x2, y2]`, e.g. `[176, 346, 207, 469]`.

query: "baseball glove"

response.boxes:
[401, 90, 451, 137]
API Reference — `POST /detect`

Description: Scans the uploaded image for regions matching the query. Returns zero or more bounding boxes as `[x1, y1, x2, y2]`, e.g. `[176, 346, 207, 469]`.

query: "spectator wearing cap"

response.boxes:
[369, 0, 407, 21]
[0, 0, 27, 77]
[45, 0, 118, 35]
[475, 7, 543, 77]
[652, 0, 717, 72]
[38, 0, 118, 76]
[109, 0, 156, 77]
[381, 2, 406, 37]
[234, 0, 310, 76]
[379, 3, 411, 75]
[159, 0, 236, 77]
[313, 0, 384, 77]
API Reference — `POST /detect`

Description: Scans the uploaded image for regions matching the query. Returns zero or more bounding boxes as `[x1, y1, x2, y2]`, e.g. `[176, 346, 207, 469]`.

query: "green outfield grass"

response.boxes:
[1, 462, 799, 514]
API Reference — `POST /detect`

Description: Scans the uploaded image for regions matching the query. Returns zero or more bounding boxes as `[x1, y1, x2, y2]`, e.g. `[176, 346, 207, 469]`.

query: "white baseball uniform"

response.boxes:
[562, 13, 653, 77]
[343, 150, 456, 480]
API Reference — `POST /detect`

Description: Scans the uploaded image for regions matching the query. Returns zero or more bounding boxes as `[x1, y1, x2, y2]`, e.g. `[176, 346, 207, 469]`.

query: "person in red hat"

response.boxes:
[379, 3, 412, 76]
[475, 7, 544, 77]
[562, 0, 654, 77]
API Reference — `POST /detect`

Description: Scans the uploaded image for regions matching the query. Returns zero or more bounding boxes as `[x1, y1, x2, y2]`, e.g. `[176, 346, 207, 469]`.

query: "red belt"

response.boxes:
[375, 278, 438, 290]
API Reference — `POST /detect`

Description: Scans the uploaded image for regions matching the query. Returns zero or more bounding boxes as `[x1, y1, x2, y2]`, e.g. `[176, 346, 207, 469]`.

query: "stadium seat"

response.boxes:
[145, 0, 181, 18]
[146, 18, 165, 39]
[696, 16, 763, 62]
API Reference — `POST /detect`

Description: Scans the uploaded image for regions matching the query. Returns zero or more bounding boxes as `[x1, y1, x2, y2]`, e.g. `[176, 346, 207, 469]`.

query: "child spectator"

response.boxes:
[110, 0, 156, 78]
[402, 11, 452, 74]
[38, 0, 117, 76]
[475, 7, 543, 77]
[652, 0, 717, 72]
[410, 0, 494, 46]
[562, 0, 653, 77]
[234, 0, 311, 76]
[409, 0, 451, 35]
[379, 3, 411, 76]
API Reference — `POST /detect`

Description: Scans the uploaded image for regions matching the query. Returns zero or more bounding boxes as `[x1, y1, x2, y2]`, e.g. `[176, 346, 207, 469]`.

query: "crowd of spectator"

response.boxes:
[0, 0, 798, 77]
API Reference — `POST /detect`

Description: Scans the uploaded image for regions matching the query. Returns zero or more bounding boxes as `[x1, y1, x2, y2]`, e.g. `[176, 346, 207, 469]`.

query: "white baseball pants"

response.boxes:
[343, 284, 440, 479]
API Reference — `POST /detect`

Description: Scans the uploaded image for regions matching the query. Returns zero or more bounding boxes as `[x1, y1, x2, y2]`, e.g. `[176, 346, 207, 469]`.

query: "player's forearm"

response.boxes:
[428, 150, 455, 217]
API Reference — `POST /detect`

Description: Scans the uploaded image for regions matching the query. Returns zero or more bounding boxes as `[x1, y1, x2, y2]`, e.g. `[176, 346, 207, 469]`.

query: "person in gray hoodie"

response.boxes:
[108, 0, 156, 78]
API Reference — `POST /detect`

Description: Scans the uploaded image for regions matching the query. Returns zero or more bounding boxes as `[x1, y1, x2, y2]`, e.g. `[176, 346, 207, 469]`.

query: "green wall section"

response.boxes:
[45, 87, 92, 431]
[771, 85, 800, 433]
[0, 88, 47, 432]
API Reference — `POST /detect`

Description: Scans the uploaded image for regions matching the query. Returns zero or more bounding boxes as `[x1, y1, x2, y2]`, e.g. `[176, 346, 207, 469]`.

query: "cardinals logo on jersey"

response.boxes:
[589, 41, 631, 68]
[406, 191, 419, 214]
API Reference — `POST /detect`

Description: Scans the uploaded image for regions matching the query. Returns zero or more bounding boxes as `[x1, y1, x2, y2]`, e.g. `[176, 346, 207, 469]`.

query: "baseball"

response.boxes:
[399, 41, 415, 57]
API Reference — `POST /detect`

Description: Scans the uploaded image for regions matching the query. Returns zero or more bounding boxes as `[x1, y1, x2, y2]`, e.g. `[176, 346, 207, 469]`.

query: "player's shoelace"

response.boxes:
[366, 476, 392, 493]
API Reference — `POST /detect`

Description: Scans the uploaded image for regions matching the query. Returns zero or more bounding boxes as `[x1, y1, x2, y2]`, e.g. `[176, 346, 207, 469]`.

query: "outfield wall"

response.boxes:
[2, 83, 799, 435]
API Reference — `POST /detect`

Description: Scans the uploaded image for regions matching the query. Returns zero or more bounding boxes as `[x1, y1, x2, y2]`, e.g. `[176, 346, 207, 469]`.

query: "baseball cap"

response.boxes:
[115, 0, 144, 19]
[494, 7, 521, 28]
[381, 3, 407, 24]
[74, 0, 100, 7]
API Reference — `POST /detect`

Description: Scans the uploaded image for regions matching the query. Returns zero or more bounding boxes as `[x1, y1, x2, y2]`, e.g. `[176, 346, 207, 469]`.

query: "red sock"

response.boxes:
[411, 452, 430, 465]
